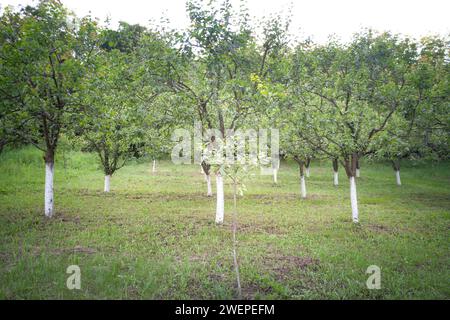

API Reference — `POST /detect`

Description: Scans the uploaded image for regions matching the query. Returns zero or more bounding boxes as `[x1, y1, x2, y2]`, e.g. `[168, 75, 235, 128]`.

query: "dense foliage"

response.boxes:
[0, 0, 448, 220]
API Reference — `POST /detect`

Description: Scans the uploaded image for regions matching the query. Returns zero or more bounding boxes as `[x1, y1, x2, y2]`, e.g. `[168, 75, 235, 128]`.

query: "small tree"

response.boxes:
[77, 49, 148, 192]
[282, 124, 316, 199]
[202, 131, 262, 298]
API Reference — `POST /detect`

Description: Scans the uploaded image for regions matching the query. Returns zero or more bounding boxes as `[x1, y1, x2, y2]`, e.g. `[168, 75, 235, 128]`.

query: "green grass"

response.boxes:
[0, 147, 449, 299]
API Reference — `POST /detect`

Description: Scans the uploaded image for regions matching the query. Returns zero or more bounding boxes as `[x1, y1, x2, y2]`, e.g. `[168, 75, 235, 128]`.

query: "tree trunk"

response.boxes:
[356, 157, 360, 178]
[273, 168, 278, 184]
[395, 170, 401, 186]
[392, 160, 401, 186]
[205, 173, 212, 196]
[305, 157, 311, 178]
[44, 148, 55, 217]
[294, 157, 306, 199]
[298, 161, 306, 199]
[44, 161, 54, 217]
[350, 176, 359, 223]
[104, 175, 111, 192]
[202, 162, 212, 196]
[272, 157, 280, 184]
[344, 153, 359, 223]
[333, 158, 339, 186]
[301, 174, 306, 199]
[152, 159, 156, 173]
[215, 173, 224, 224]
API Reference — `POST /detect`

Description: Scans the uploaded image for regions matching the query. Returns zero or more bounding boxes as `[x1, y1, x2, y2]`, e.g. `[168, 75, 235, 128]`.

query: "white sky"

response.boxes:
[1, 0, 449, 43]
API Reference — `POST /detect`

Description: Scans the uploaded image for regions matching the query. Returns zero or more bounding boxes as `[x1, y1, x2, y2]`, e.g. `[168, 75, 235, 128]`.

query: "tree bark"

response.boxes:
[350, 176, 359, 223]
[356, 157, 360, 178]
[395, 170, 401, 186]
[44, 161, 54, 217]
[272, 157, 280, 184]
[301, 174, 306, 199]
[43, 148, 55, 217]
[344, 153, 359, 223]
[273, 168, 278, 184]
[294, 156, 307, 199]
[104, 175, 111, 192]
[202, 161, 212, 196]
[297, 159, 306, 199]
[305, 157, 311, 177]
[332, 158, 339, 186]
[152, 159, 156, 173]
[205, 173, 212, 196]
[215, 173, 224, 224]
[392, 160, 401, 186]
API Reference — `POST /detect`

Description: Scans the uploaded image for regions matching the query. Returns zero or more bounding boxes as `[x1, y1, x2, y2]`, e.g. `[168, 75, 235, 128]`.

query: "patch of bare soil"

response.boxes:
[208, 272, 227, 283]
[240, 249, 320, 299]
[124, 192, 209, 202]
[367, 224, 394, 234]
[249, 193, 331, 202]
[187, 253, 209, 264]
[126, 285, 140, 298]
[33, 245, 97, 256]
[57, 214, 81, 224]
[249, 194, 298, 200]
[230, 222, 285, 235]
[0, 251, 11, 264]
[264, 254, 320, 281]
[242, 282, 274, 300]
[54, 246, 97, 255]
[75, 189, 217, 202]
[152, 220, 206, 245]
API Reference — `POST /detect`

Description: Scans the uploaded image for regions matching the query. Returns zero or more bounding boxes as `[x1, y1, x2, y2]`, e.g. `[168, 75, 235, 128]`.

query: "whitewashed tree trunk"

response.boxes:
[356, 168, 360, 178]
[215, 173, 224, 224]
[273, 168, 278, 184]
[44, 162, 54, 217]
[305, 167, 310, 178]
[332, 158, 339, 186]
[152, 159, 156, 173]
[350, 176, 359, 223]
[395, 170, 401, 186]
[104, 175, 111, 192]
[206, 173, 212, 196]
[300, 175, 306, 199]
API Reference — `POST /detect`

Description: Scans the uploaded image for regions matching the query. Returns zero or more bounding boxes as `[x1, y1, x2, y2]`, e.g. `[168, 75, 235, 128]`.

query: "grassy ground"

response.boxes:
[0, 147, 449, 299]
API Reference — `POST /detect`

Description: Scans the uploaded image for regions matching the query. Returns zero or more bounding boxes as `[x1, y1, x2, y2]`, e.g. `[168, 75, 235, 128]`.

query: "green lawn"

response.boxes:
[0, 147, 449, 299]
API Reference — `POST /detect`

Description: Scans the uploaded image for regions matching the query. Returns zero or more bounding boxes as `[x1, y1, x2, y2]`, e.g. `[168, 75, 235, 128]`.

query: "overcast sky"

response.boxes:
[1, 0, 449, 43]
